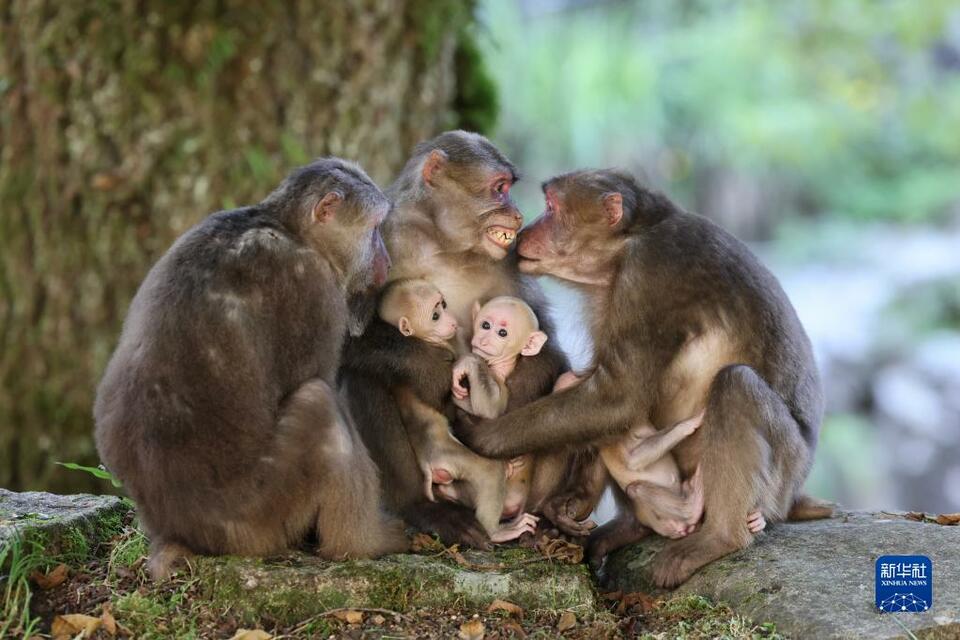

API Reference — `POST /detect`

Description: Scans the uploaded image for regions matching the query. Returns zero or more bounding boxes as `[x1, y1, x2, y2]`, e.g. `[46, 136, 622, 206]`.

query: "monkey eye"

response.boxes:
[493, 180, 510, 198]
[497, 328, 508, 338]
[432, 312, 440, 321]
[481, 320, 491, 330]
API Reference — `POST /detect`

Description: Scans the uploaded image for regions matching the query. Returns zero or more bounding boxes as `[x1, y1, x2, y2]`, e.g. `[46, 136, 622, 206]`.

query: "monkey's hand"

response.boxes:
[542, 492, 597, 538]
[748, 510, 766, 534]
[490, 513, 540, 544]
[505, 456, 527, 479]
[451, 358, 472, 401]
[676, 411, 706, 438]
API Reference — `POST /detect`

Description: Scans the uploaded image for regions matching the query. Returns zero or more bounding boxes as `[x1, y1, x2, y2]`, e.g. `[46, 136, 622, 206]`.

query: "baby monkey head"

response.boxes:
[378, 278, 458, 345]
[470, 296, 548, 365]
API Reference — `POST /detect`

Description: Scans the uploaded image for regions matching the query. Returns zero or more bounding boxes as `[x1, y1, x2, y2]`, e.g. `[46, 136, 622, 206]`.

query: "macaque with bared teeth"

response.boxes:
[378, 280, 539, 543]
[342, 131, 601, 549]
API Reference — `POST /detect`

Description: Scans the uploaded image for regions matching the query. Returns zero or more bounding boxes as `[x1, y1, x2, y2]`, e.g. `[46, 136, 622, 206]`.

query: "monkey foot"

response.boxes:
[650, 536, 708, 589]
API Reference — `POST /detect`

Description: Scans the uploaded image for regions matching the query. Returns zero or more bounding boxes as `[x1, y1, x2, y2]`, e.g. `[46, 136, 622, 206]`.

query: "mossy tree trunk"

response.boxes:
[0, 1, 495, 493]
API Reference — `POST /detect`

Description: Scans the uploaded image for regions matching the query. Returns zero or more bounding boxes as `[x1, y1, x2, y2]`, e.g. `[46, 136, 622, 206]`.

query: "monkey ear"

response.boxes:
[471, 300, 482, 324]
[602, 192, 623, 227]
[422, 149, 448, 187]
[520, 330, 548, 357]
[398, 317, 414, 336]
[313, 191, 343, 223]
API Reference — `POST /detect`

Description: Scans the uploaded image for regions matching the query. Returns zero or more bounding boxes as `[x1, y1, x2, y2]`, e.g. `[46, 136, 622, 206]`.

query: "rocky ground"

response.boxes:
[3, 489, 959, 639]
[1, 490, 780, 639]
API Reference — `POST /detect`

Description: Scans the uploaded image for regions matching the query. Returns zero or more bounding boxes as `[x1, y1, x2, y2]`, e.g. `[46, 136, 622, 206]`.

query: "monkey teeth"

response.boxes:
[486, 227, 516, 248]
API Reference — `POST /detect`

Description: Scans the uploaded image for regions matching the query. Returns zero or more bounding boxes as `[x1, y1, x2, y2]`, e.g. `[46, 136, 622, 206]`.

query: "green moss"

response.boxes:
[108, 527, 149, 581]
[639, 594, 784, 640]
[329, 558, 457, 611]
[114, 591, 199, 640]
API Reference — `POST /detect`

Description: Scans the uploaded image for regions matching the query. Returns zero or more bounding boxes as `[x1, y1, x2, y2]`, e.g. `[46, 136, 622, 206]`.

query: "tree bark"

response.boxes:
[0, 0, 491, 492]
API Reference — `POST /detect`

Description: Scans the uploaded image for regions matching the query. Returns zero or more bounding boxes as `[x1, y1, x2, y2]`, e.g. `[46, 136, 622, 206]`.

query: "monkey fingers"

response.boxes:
[505, 455, 527, 479]
[747, 510, 766, 534]
[490, 513, 540, 543]
[543, 495, 597, 538]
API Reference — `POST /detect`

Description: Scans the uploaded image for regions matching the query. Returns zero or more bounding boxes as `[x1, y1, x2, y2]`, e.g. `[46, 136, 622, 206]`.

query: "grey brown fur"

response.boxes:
[460, 168, 826, 587]
[341, 131, 601, 545]
[94, 159, 406, 578]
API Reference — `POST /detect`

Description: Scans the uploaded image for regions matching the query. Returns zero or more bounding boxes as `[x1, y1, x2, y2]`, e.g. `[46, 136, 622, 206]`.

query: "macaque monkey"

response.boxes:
[553, 373, 766, 540]
[95, 159, 407, 578]
[378, 280, 538, 543]
[444, 297, 548, 522]
[459, 169, 831, 587]
[342, 131, 600, 548]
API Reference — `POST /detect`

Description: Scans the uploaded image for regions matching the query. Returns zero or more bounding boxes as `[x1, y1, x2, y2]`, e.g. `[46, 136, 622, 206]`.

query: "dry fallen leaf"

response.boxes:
[459, 618, 486, 640]
[487, 599, 524, 618]
[331, 610, 364, 625]
[536, 536, 584, 564]
[371, 614, 386, 625]
[904, 511, 926, 522]
[411, 532, 444, 553]
[935, 513, 960, 525]
[622, 591, 660, 614]
[101, 604, 117, 636]
[228, 629, 272, 640]
[501, 619, 527, 637]
[51, 613, 101, 639]
[31, 563, 68, 590]
[557, 610, 577, 631]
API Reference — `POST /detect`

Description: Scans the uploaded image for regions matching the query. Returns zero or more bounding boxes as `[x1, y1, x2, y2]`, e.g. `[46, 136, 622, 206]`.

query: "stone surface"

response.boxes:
[603, 511, 960, 639]
[0, 488, 128, 553]
[197, 549, 598, 625]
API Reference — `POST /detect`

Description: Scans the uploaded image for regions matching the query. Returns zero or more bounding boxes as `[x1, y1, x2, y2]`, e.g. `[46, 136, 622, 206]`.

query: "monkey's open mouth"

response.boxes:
[484, 226, 516, 249]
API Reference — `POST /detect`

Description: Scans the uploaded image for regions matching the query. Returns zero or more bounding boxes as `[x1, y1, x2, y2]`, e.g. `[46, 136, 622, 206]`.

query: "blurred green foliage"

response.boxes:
[481, 0, 960, 224]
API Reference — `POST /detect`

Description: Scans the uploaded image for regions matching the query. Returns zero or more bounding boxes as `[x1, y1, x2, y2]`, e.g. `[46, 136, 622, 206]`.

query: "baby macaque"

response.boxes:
[445, 297, 548, 521]
[552, 372, 766, 539]
[379, 280, 538, 543]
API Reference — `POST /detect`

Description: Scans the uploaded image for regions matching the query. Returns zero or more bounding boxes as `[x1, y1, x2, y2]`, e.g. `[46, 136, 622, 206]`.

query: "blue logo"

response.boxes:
[876, 555, 932, 613]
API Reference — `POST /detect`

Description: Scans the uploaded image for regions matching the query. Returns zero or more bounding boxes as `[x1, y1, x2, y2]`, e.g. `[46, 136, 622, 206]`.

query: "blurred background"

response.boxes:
[2, 0, 959, 514]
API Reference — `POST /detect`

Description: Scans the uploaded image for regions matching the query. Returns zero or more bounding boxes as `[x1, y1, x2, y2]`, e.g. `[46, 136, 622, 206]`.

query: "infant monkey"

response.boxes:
[552, 373, 766, 539]
[379, 280, 538, 542]
[444, 297, 548, 521]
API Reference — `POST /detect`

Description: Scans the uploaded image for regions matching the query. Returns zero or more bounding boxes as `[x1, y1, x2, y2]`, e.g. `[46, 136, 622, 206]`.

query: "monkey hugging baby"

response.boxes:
[95, 130, 831, 588]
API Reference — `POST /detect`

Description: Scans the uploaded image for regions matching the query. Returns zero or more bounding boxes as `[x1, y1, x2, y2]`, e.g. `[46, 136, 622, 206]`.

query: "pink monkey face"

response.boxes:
[470, 298, 547, 362]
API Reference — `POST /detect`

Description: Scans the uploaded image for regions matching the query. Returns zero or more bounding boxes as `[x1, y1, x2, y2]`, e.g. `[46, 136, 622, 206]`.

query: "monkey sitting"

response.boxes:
[379, 279, 539, 543]
[443, 297, 549, 522]
[553, 372, 766, 539]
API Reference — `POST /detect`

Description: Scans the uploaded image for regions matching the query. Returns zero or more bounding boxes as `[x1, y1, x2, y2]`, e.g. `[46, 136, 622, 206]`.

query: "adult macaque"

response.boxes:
[377, 279, 538, 543]
[342, 131, 599, 546]
[459, 169, 829, 587]
[95, 159, 406, 578]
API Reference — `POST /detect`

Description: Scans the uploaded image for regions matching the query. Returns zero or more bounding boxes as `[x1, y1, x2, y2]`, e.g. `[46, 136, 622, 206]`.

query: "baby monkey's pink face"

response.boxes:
[470, 297, 547, 364]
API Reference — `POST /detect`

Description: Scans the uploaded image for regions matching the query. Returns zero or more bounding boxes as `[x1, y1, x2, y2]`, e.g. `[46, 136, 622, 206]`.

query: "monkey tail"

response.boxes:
[786, 493, 834, 521]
